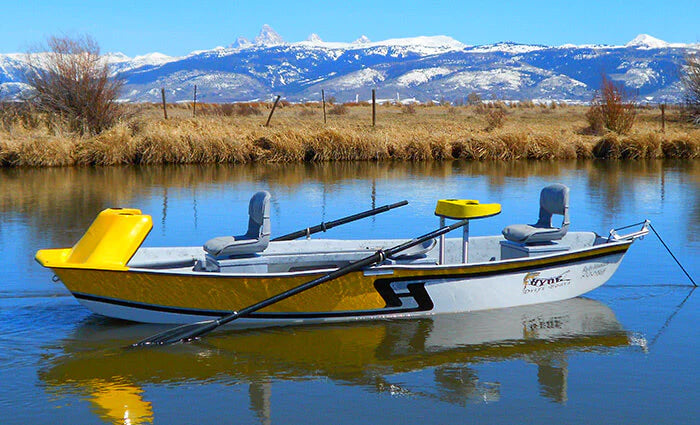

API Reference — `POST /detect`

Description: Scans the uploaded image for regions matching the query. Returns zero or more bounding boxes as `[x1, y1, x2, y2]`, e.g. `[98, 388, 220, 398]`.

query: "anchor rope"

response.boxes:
[649, 223, 696, 287]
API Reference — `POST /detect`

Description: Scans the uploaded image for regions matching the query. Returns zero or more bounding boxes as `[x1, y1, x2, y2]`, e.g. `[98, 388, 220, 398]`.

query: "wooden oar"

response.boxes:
[133, 218, 468, 347]
[271, 200, 408, 241]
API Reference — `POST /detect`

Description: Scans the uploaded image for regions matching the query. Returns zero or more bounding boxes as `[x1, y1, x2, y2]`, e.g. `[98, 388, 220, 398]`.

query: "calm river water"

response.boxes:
[0, 160, 697, 424]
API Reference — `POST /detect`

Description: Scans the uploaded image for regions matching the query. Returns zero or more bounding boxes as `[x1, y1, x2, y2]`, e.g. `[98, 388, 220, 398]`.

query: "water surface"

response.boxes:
[0, 160, 697, 424]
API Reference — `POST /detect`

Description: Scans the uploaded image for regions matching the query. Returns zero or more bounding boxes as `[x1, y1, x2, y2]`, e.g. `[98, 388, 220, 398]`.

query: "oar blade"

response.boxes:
[132, 320, 220, 347]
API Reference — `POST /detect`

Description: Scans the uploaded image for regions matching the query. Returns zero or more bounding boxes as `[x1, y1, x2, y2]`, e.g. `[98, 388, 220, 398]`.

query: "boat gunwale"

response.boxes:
[62, 238, 632, 279]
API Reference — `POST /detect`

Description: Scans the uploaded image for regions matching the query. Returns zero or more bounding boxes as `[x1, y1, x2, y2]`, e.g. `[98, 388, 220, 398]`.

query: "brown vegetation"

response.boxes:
[25, 35, 125, 135]
[0, 102, 697, 167]
[485, 107, 507, 131]
[586, 76, 637, 135]
[401, 103, 417, 115]
[328, 104, 348, 115]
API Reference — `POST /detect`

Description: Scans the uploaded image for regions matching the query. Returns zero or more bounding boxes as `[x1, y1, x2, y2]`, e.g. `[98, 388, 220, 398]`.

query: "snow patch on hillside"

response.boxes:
[613, 67, 660, 88]
[372, 36, 465, 50]
[536, 75, 587, 92]
[445, 68, 529, 91]
[468, 43, 545, 54]
[107, 52, 179, 69]
[397, 67, 453, 86]
[0, 81, 32, 97]
[333, 68, 386, 89]
[290, 34, 466, 55]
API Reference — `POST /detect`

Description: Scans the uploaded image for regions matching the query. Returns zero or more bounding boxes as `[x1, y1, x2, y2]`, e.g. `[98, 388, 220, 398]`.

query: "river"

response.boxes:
[0, 160, 697, 424]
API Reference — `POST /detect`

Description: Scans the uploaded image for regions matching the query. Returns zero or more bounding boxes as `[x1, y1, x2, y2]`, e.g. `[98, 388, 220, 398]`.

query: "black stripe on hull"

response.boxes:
[73, 282, 433, 320]
[72, 245, 628, 321]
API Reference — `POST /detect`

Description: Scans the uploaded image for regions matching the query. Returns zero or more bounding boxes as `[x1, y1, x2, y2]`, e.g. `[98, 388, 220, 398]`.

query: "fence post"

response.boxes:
[161, 88, 168, 119]
[322, 89, 327, 124]
[193, 85, 197, 117]
[371, 89, 376, 127]
[660, 103, 666, 132]
[265, 95, 281, 127]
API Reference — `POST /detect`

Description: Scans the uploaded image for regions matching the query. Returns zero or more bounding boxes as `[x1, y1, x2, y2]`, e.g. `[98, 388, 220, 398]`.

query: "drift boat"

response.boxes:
[35, 184, 649, 329]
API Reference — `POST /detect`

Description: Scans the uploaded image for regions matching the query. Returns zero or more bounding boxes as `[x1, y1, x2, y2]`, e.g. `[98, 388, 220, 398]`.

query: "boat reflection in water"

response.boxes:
[40, 297, 637, 424]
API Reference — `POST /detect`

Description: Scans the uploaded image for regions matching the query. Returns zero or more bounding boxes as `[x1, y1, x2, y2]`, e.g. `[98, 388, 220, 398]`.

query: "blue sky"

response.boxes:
[2, 0, 698, 56]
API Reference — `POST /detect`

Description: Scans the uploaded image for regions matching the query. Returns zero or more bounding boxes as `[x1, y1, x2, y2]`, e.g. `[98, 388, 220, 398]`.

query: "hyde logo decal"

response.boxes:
[522, 270, 571, 294]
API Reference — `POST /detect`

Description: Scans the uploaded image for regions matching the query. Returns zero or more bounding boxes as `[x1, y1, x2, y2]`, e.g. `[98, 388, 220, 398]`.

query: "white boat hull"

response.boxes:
[73, 247, 628, 327]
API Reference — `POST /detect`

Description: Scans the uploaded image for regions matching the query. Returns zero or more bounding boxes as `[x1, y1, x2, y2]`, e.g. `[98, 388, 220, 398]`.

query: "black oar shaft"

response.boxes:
[134, 218, 468, 346]
[272, 200, 408, 241]
[215, 218, 466, 330]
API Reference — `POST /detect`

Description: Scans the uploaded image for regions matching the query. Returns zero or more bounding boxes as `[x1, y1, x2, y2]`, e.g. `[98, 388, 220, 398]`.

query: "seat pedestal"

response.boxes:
[500, 240, 570, 260]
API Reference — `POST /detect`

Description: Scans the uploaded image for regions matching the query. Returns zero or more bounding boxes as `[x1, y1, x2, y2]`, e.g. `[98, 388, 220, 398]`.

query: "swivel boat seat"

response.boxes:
[502, 184, 570, 245]
[204, 191, 271, 258]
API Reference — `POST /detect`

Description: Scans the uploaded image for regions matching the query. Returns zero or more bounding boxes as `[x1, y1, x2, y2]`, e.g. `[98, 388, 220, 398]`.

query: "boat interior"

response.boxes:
[127, 232, 607, 274]
[127, 185, 613, 275]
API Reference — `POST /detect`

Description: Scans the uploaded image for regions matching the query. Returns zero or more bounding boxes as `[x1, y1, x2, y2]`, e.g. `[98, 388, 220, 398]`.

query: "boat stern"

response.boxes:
[35, 208, 152, 272]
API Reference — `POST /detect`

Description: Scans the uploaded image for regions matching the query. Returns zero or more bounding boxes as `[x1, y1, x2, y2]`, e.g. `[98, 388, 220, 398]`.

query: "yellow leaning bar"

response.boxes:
[35, 208, 153, 271]
[435, 199, 501, 220]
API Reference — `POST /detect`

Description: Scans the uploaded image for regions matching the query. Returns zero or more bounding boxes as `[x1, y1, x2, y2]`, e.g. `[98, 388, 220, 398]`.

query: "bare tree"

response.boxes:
[466, 92, 482, 105]
[681, 53, 700, 125]
[586, 75, 636, 135]
[25, 35, 124, 134]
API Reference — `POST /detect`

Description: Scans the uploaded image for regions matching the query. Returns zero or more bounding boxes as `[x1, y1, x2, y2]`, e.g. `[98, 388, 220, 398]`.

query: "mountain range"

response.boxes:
[0, 25, 697, 104]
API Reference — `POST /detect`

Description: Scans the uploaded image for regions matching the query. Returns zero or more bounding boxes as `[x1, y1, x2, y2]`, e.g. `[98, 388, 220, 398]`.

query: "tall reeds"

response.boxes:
[0, 104, 697, 167]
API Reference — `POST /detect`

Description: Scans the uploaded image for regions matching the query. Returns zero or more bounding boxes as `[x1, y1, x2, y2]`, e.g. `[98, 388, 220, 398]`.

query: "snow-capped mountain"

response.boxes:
[255, 24, 285, 46]
[0, 27, 697, 103]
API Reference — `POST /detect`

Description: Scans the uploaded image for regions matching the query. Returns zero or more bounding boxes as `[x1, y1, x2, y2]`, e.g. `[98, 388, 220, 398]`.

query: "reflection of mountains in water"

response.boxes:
[41, 298, 634, 424]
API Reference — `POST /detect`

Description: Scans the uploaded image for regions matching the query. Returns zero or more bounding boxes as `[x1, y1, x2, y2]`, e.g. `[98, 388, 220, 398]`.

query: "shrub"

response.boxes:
[474, 103, 488, 115]
[0, 101, 44, 130]
[586, 76, 636, 135]
[467, 92, 482, 105]
[328, 104, 347, 115]
[298, 107, 316, 117]
[24, 35, 124, 135]
[680, 53, 700, 125]
[485, 107, 507, 131]
[235, 103, 262, 116]
[216, 103, 261, 116]
[401, 103, 416, 114]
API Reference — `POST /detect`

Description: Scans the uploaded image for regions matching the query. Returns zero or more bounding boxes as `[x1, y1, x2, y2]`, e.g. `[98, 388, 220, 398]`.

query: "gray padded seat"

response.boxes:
[204, 191, 271, 258]
[502, 184, 570, 244]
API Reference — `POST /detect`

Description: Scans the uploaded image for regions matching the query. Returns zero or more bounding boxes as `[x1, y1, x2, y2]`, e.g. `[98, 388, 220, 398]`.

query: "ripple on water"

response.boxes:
[0, 296, 90, 368]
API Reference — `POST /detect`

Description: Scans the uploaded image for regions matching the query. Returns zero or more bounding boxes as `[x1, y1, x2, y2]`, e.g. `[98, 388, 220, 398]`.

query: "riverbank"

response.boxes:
[1, 103, 697, 167]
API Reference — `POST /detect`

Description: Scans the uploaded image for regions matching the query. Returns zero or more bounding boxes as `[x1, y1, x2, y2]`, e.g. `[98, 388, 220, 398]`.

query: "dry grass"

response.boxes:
[0, 103, 698, 167]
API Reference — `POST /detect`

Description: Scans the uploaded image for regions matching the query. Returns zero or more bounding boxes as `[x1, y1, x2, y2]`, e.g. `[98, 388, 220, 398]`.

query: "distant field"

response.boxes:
[0, 102, 698, 167]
